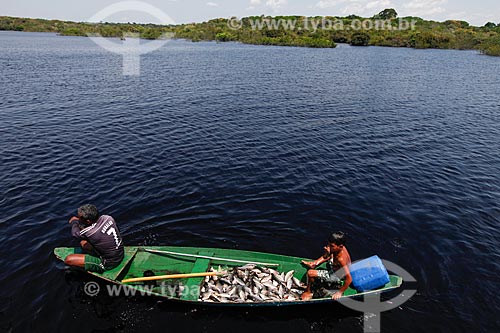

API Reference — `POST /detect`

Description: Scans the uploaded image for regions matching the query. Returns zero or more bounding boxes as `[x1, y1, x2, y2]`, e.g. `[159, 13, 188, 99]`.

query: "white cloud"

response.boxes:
[365, 0, 391, 10]
[247, 0, 287, 12]
[247, 0, 261, 10]
[316, 0, 393, 16]
[265, 0, 288, 11]
[316, 0, 346, 9]
[206, 2, 219, 7]
[403, 0, 447, 16]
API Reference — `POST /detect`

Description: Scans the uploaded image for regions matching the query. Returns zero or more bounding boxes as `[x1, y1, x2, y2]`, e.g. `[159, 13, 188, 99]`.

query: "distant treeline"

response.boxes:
[1, 9, 499, 56]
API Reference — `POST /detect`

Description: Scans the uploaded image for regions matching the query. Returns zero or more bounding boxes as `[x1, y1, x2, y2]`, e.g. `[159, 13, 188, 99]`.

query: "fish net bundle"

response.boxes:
[199, 264, 306, 303]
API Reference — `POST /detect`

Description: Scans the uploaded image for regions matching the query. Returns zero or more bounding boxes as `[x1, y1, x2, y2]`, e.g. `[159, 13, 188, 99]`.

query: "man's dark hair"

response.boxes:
[328, 231, 346, 246]
[78, 204, 99, 223]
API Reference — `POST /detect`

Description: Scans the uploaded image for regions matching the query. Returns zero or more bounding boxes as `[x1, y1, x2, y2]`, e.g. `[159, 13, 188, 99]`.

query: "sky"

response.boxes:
[2, 0, 499, 26]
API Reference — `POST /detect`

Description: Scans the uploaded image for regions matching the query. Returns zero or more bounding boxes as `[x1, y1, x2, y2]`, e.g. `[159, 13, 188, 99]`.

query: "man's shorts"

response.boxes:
[84, 255, 105, 273]
[316, 270, 342, 287]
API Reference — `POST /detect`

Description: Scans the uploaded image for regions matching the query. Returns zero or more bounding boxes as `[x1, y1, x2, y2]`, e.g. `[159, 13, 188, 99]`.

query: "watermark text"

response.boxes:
[228, 17, 417, 32]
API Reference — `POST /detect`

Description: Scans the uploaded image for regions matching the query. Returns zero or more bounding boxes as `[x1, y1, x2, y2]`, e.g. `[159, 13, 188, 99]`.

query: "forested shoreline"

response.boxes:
[1, 9, 499, 55]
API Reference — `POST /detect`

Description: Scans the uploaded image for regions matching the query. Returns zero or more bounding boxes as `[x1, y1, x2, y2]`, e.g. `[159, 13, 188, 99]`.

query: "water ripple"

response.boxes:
[0, 32, 499, 332]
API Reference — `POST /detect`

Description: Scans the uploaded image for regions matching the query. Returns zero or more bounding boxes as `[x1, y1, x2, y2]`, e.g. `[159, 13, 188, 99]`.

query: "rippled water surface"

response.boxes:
[0, 31, 499, 332]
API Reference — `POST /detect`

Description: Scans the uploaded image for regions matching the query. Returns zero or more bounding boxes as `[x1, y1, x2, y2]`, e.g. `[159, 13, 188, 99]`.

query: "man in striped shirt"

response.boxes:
[64, 204, 124, 273]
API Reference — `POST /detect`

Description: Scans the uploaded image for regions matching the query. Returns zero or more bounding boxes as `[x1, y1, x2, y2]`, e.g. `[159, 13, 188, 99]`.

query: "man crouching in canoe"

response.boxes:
[301, 231, 352, 301]
[64, 204, 124, 273]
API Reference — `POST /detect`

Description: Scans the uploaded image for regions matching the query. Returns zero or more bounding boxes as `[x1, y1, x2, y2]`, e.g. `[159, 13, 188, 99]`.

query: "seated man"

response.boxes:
[301, 231, 352, 300]
[64, 204, 124, 273]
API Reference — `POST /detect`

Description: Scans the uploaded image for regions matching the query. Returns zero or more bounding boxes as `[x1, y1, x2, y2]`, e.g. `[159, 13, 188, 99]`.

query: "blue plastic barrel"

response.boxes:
[349, 255, 390, 292]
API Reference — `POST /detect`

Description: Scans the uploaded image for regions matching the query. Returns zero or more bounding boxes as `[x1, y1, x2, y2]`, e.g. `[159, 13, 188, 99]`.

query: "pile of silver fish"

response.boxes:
[200, 264, 306, 303]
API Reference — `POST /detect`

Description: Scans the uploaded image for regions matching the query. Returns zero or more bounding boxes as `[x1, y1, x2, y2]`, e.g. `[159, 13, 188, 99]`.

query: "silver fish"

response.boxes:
[236, 269, 247, 278]
[285, 270, 294, 283]
[292, 277, 305, 288]
[233, 276, 245, 286]
[253, 279, 264, 290]
[271, 271, 284, 284]
[248, 293, 263, 302]
[220, 278, 232, 285]
[228, 286, 238, 296]
[216, 292, 233, 299]
[214, 282, 223, 293]
[238, 289, 246, 301]
[201, 291, 212, 300]
[260, 275, 272, 283]
[210, 294, 222, 302]
[286, 278, 293, 290]
[278, 284, 284, 298]
[263, 282, 277, 290]
[200, 265, 308, 303]
[240, 264, 256, 270]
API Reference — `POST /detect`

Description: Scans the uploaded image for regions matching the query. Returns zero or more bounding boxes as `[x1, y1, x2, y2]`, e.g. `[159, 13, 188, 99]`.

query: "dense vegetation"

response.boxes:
[1, 9, 500, 55]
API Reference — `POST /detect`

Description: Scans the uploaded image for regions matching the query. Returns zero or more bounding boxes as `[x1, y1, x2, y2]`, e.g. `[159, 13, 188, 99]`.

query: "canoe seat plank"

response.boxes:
[181, 251, 213, 301]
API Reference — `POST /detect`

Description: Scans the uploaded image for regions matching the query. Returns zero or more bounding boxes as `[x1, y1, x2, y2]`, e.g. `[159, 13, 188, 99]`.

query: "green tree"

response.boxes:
[376, 9, 398, 20]
[479, 36, 500, 56]
[350, 32, 370, 46]
[142, 28, 162, 39]
[215, 32, 236, 42]
[412, 31, 451, 49]
[484, 22, 496, 28]
[444, 20, 469, 29]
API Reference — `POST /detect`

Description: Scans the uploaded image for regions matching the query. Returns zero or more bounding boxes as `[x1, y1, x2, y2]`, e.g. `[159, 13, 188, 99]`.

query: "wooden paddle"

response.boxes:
[122, 271, 225, 283]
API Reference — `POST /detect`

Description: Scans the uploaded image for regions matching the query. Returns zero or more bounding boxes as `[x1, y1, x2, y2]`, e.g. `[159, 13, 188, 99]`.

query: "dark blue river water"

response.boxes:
[0, 31, 499, 332]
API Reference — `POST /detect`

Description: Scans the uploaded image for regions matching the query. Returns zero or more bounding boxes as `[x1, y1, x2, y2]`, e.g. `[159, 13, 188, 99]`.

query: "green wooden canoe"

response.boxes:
[54, 246, 403, 306]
